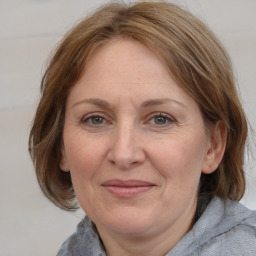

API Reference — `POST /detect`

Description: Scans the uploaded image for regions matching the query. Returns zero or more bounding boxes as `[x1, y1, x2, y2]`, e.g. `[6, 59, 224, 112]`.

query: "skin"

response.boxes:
[60, 39, 226, 256]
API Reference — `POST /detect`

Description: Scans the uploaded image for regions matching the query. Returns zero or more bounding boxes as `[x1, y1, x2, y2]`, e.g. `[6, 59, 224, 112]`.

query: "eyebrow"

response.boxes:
[72, 97, 186, 109]
[72, 98, 111, 109]
[141, 98, 187, 109]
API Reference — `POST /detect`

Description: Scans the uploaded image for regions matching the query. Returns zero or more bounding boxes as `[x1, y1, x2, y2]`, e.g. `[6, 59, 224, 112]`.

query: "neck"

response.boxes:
[102, 232, 182, 256]
[96, 204, 196, 256]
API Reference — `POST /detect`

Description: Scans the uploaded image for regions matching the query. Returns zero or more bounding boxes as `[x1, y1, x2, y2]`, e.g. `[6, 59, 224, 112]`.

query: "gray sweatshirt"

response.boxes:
[57, 197, 256, 256]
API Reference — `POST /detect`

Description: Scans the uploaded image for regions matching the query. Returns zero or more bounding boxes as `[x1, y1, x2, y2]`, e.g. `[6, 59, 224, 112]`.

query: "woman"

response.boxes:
[29, 1, 256, 255]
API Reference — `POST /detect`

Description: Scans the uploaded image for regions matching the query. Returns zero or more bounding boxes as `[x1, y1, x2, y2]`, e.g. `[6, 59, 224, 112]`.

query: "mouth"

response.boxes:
[101, 179, 156, 198]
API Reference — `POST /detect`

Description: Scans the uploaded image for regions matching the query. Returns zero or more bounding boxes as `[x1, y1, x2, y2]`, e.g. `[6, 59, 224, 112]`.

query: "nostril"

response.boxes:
[109, 160, 115, 165]
[109, 159, 141, 170]
[106, 134, 146, 169]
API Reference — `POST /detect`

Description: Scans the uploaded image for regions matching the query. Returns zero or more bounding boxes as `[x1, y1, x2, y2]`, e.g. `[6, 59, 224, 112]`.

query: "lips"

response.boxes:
[101, 179, 155, 198]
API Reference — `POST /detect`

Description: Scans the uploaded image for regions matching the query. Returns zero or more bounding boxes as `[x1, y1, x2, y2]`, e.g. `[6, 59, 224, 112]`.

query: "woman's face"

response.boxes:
[61, 39, 214, 240]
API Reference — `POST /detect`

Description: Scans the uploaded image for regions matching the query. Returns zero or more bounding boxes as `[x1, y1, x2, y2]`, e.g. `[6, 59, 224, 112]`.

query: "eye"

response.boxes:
[89, 116, 105, 125]
[81, 114, 108, 126]
[147, 113, 174, 126]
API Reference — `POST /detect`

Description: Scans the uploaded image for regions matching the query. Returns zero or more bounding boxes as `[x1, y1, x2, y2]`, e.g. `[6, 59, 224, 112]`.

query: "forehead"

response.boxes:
[83, 39, 171, 83]
[66, 38, 198, 111]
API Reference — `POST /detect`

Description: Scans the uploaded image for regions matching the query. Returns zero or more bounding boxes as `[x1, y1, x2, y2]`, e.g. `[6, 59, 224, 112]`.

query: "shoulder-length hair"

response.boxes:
[29, 1, 247, 211]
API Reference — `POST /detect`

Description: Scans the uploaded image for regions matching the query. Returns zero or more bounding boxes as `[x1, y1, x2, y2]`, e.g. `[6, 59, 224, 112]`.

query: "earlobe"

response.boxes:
[60, 148, 70, 172]
[202, 121, 227, 174]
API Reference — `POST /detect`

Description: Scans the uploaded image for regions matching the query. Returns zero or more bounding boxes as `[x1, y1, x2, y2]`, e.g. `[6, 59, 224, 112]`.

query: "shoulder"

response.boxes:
[56, 233, 78, 256]
[198, 221, 256, 256]
[197, 197, 256, 256]
[56, 216, 105, 256]
[168, 197, 256, 256]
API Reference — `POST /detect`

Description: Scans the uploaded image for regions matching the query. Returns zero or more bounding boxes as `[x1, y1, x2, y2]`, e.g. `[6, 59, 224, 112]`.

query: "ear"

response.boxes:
[202, 121, 227, 174]
[60, 147, 70, 172]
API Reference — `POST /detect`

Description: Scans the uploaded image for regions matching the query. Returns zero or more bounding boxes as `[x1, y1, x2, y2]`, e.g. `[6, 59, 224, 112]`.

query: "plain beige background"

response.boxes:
[0, 0, 255, 255]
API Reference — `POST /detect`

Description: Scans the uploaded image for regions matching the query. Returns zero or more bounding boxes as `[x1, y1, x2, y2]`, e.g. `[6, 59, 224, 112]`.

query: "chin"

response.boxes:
[93, 206, 158, 235]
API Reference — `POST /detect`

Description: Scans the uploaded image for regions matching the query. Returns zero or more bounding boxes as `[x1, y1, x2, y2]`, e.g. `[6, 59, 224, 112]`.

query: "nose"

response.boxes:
[107, 122, 146, 169]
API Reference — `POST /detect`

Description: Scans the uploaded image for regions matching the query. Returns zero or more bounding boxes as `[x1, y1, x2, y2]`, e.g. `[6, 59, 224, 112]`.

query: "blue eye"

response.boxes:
[153, 116, 168, 125]
[82, 115, 106, 125]
[148, 113, 174, 126]
[90, 116, 105, 125]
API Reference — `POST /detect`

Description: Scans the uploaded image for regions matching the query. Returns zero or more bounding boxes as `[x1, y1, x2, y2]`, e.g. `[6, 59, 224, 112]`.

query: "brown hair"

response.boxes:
[29, 1, 247, 211]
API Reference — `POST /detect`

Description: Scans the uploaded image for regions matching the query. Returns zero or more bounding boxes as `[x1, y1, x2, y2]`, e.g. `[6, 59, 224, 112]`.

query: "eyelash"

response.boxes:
[146, 112, 175, 126]
[81, 113, 110, 127]
[80, 112, 175, 128]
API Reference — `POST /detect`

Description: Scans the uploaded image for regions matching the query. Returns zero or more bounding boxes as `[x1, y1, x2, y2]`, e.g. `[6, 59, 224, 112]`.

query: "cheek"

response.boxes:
[64, 134, 105, 180]
[149, 136, 205, 189]
[151, 142, 203, 216]
[64, 136, 106, 212]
